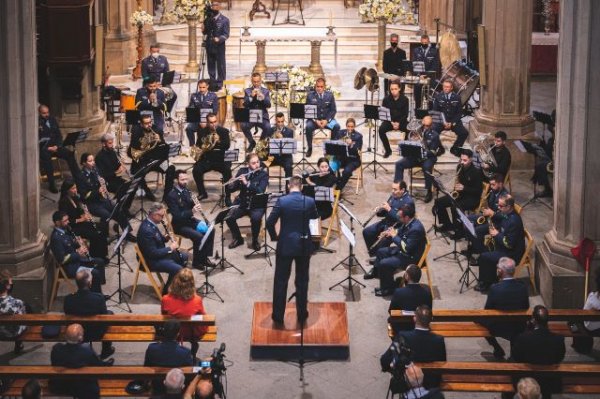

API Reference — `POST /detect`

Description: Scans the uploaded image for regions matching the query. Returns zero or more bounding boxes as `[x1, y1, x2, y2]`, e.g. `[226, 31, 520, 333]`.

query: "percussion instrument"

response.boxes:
[119, 91, 136, 112]
[432, 60, 479, 105]
[217, 90, 227, 126]
[232, 91, 245, 131]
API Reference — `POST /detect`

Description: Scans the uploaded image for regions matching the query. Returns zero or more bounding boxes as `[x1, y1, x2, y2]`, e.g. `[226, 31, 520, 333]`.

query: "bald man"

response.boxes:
[49, 324, 112, 398]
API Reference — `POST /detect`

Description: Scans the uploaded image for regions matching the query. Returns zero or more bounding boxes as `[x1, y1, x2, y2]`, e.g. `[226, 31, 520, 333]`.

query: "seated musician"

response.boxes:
[128, 114, 167, 201]
[164, 169, 215, 270]
[58, 179, 109, 261]
[394, 115, 441, 203]
[305, 157, 337, 220]
[473, 194, 525, 293]
[225, 152, 269, 252]
[191, 113, 232, 200]
[305, 77, 340, 158]
[137, 203, 187, 295]
[95, 133, 134, 215]
[333, 118, 363, 191]
[242, 72, 271, 152]
[365, 203, 426, 297]
[49, 211, 106, 294]
[259, 112, 293, 178]
[362, 180, 413, 256]
[379, 81, 409, 158]
[481, 131, 512, 182]
[463, 173, 508, 243]
[77, 153, 136, 242]
[433, 149, 482, 235]
[141, 44, 177, 113]
[432, 80, 468, 157]
[38, 104, 78, 193]
[186, 79, 219, 147]
[135, 76, 167, 132]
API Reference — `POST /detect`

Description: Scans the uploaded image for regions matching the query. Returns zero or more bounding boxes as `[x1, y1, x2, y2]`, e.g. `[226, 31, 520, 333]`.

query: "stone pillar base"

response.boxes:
[12, 265, 51, 313]
[0, 232, 46, 276]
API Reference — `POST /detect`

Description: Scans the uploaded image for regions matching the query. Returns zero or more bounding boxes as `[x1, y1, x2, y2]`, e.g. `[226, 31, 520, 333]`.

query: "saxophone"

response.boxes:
[190, 130, 220, 162]
[130, 128, 161, 162]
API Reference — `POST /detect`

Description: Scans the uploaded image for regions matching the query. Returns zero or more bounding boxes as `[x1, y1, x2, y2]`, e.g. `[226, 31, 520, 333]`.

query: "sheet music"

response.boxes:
[200, 108, 212, 123]
[513, 140, 527, 153]
[269, 138, 296, 155]
[378, 106, 391, 122]
[249, 109, 263, 123]
[457, 209, 476, 238]
[309, 218, 320, 236]
[340, 219, 356, 247]
[305, 104, 317, 119]
[413, 61, 425, 73]
[314, 186, 334, 202]
[224, 149, 239, 162]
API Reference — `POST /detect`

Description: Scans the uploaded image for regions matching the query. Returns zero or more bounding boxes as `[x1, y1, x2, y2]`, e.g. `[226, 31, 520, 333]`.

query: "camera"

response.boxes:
[196, 343, 227, 398]
[381, 336, 413, 395]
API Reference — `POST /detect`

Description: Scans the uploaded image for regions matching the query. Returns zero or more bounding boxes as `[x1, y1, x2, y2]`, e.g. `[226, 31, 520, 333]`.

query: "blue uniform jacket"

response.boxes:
[204, 13, 230, 49]
[135, 87, 167, 119]
[189, 91, 219, 115]
[164, 186, 199, 231]
[50, 228, 83, 270]
[137, 219, 171, 265]
[306, 90, 337, 121]
[38, 116, 63, 148]
[229, 167, 269, 209]
[487, 187, 509, 223]
[77, 168, 103, 202]
[266, 191, 319, 257]
[484, 278, 530, 338]
[333, 129, 363, 159]
[377, 191, 414, 225]
[243, 86, 271, 122]
[432, 91, 462, 125]
[64, 288, 110, 341]
[422, 128, 441, 158]
[412, 45, 441, 73]
[492, 210, 526, 261]
[392, 218, 426, 263]
[141, 55, 170, 82]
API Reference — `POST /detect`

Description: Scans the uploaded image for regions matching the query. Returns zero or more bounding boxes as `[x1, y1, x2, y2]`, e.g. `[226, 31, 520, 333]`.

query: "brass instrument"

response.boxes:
[474, 134, 498, 179]
[476, 191, 493, 224]
[450, 164, 463, 199]
[485, 220, 496, 251]
[190, 130, 220, 162]
[159, 220, 184, 263]
[191, 194, 209, 224]
[364, 195, 393, 226]
[256, 128, 283, 167]
[130, 128, 161, 162]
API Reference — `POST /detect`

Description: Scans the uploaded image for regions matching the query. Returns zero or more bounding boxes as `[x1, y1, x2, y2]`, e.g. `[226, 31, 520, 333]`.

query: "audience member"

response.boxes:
[161, 269, 208, 359]
[21, 378, 42, 399]
[150, 368, 186, 399]
[63, 269, 114, 359]
[403, 364, 445, 399]
[573, 272, 600, 353]
[183, 371, 215, 399]
[0, 269, 27, 354]
[482, 257, 529, 359]
[515, 377, 541, 399]
[388, 264, 433, 334]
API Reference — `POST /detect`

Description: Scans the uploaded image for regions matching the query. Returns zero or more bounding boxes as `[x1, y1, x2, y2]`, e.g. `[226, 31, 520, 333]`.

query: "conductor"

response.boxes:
[266, 176, 319, 325]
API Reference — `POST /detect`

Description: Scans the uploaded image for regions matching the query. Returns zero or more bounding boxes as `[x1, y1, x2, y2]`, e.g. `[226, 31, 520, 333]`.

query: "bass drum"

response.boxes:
[433, 60, 479, 105]
[119, 90, 136, 112]
[217, 90, 227, 126]
[232, 91, 245, 131]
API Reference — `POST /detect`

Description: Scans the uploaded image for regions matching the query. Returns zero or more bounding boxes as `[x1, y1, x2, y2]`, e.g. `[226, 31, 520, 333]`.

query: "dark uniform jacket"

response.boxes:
[382, 94, 409, 127]
[95, 148, 121, 180]
[487, 145, 512, 177]
[306, 90, 337, 121]
[243, 86, 271, 122]
[38, 116, 63, 148]
[64, 288, 110, 341]
[58, 195, 87, 226]
[457, 163, 483, 204]
[50, 342, 106, 398]
[189, 91, 219, 115]
[388, 283, 433, 333]
[412, 45, 441, 73]
[266, 191, 319, 257]
[204, 12, 230, 50]
[196, 126, 231, 163]
[141, 55, 170, 82]
[422, 128, 442, 159]
[49, 227, 84, 274]
[164, 186, 200, 231]
[487, 187, 509, 224]
[383, 47, 407, 76]
[433, 91, 462, 125]
[135, 87, 167, 122]
[377, 191, 414, 226]
[492, 210, 525, 261]
[333, 129, 363, 160]
[229, 167, 268, 209]
[484, 278, 530, 339]
[128, 124, 167, 164]
[137, 219, 171, 267]
[77, 167, 105, 203]
[391, 218, 426, 263]
[144, 340, 194, 392]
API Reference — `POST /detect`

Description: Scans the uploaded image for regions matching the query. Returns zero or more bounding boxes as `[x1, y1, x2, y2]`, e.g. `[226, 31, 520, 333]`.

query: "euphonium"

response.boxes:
[191, 130, 220, 162]
[450, 164, 463, 200]
[130, 128, 161, 161]
[256, 127, 283, 164]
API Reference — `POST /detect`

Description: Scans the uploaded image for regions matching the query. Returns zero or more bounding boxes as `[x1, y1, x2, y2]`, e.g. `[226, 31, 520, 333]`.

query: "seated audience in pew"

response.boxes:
[21, 379, 42, 399]
[0, 269, 27, 354]
[152, 368, 186, 399]
[515, 377, 542, 399]
[388, 264, 432, 334]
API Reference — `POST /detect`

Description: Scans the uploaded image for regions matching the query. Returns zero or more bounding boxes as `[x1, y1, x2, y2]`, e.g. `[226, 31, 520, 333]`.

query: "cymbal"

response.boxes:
[354, 67, 367, 90]
[364, 68, 380, 92]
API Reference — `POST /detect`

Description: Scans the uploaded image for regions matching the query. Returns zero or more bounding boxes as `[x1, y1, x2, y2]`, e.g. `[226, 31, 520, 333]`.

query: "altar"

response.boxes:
[239, 26, 337, 76]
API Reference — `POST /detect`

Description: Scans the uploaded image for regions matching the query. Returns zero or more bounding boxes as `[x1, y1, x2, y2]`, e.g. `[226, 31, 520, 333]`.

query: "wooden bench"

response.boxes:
[414, 361, 600, 394]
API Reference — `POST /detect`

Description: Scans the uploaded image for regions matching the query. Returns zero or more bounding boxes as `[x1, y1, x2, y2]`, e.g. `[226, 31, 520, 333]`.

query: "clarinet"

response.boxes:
[77, 197, 102, 235]
[191, 192, 210, 223]
[67, 228, 92, 262]
[160, 220, 184, 263]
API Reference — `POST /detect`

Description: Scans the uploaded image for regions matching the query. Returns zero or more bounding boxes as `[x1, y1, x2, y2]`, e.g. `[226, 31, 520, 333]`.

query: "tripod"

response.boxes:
[211, 178, 228, 213]
[426, 172, 449, 244]
[107, 226, 132, 312]
[292, 118, 315, 173]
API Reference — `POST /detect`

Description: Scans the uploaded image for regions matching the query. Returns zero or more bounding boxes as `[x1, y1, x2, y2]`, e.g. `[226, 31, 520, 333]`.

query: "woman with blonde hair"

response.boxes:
[161, 268, 207, 358]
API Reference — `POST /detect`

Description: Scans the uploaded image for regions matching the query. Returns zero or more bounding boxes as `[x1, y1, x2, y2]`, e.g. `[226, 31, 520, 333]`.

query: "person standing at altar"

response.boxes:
[383, 33, 406, 94]
[204, 2, 229, 90]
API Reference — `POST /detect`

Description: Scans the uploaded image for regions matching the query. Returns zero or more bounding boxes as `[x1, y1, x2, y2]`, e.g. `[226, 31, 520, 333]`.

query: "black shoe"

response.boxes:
[203, 258, 217, 268]
[104, 295, 111, 301]
[48, 183, 59, 194]
[124, 211, 135, 219]
[144, 190, 156, 201]
[469, 257, 479, 267]
[424, 191, 433, 203]
[198, 193, 208, 201]
[438, 224, 453, 232]
[492, 347, 506, 359]
[272, 316, 284, 328]
[474, 282, 490, 292]
[125, 233, 137, 243]
[252, 241, 261, 251]
[364, 268, 377, 280]
[100, 346, 115, 359]
[306, 148, 313, 158]
[297, 312, 309, 323]
[103, 358, 115, 366]
[224, 197, 232, 207]
[383, 150, 392, 159]
[449, 231, 465, 240]
[228, 238, 244, 249]
[375, 288, 394, 297]
[13, 341, 24, 354]
[449, 146, 461, 157]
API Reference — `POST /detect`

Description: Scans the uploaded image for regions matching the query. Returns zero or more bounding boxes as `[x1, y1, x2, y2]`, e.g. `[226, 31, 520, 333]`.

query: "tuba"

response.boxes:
[474, 134, 498, 179]
[190, 130, 220, 162]
[130, 128, 161, 161]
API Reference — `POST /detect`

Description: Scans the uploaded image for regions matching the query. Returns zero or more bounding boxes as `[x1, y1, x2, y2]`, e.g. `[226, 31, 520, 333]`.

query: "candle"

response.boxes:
[329, 10, 333, 26]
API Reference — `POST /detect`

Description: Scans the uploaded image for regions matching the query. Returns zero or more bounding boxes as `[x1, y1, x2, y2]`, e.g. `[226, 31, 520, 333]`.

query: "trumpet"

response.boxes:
[224, 167, 264, 187]
[364, 195, 393, 226]
[191, 194, 209, 224]
[450, 164, 463, 199]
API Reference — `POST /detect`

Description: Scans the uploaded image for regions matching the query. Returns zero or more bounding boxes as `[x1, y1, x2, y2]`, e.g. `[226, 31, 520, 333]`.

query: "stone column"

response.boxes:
[105, 0, 136, 75]
[308, 40, 324, 77]
[418, 0, 468, 37]
[536, 0, 600, 308]
[0, 0, 48, 310]
[469, 0, 535, 168]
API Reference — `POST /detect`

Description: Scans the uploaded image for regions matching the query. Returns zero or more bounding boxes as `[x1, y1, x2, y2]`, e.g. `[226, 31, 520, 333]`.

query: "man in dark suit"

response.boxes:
[242, 73, 271, 152]
[145, 321, 194, 392]
[512, 305, 566, 399]
[267, 175, 319, 324]
[432, 80, 468, 156]
[137, 203, 187, 295]
[141, 44, 177, 113]
[481, 131, 512, 182]
[203, 2, 229, 90]
[382, 305, 446, 389]
[482, 257, 530, 359]
[164, 169, 215, 270]
[305, 77, 340, 157]
[50, 323, 113, 399]
[388, 264, 433, 334]
[64, 270, 114, 359]
[382, 33, 406, 94]
[226, 153, 269, 251]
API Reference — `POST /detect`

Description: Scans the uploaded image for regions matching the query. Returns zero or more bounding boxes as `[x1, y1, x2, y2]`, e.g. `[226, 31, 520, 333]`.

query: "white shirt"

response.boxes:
[583, 291, 600, 331]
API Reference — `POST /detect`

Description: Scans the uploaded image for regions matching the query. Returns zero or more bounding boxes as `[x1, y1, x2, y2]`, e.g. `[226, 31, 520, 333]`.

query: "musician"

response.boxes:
[49, 211, 106, 294]
[305, 77, 340, 158]
[38, 105, 78, 193]
[305, 157, 337, 220]
[135, 76, 167, 132]
[186, 79, 219, 146]
[77, 153, 136, 242]
[137, 203, 187, 295]
[474, 194, 525, 293]
[464, 173, 508, 244]
[164, 170, 215, 270]
[433, 149, 482, 234]
[432, 80, 468, 156]
[242, 72, 271, 152]
[362, 180, 414, 256]
[267, 175, 319, 324]
[262, 112, 294, 178]
[481, 131, 511, 181]
[58, 179, 109, 260]
[225, 153, 269, 252]
[379, 81, 409, 158]
[141, 44, 177, 113]
[128, 114, 167, 201]
[394, 115, 441, 203]
[365, 204, 426, 297]
[412, 34, 441, 108]
[203, 2, 229, 90]
[191, 113, 232, 200]
[382, 33, 407, 94]
[332, 118, 363, 191]
[95, 133, 134, 215]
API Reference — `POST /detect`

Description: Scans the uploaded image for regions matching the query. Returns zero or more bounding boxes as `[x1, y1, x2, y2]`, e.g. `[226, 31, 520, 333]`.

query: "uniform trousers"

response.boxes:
[433, 195, 479, 229]
[374, 246, 413, 290]
[336, 159, 361, 190]
[40, 146, 78, 184]
[148, 252, 188, 295]
[363, 220, 393, 256]
[394, 156, 436, 190]
[272, 253, 311, 322]
[70, 222, 108, 259]
[174, 226, 214, 267]
[269, 155, 293, 178]
[225, 207, 265, 243]
[379, 120, 408, 154]
[207, 46, 226, 89]
[305, 120, 340, 151]
[192, 160, 232, 197]
[241, 121, 271, 149]
[433, 121, 468, 150]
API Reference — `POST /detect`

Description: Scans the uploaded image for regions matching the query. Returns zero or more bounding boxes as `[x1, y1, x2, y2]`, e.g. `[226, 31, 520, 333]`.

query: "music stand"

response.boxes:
[196, 222, 224, 302]
[329, 203, 366, 301]
[161, 70, 175, 87]
[412, 61, 425, 74]
[303, 186, 335, 254]
[125, 110, 141, 125]
[265, 71, 289, 117]
[129, 159, 162, 220]
[216, 207, 244, 276]
[456, 209, 478, 293]
[269, 138, 296, 191]
[425, 171, 450, 244]
[63, 129, 89, 148]
[186, 107, 201, 124]
[433, 193, 467, 267]
[515, 139, 552, 210]
[290, 103, 316, 172]
[244, 193, 275, 266]
[107, 226, 132, 312]
[401, 60, 414, 75]
[362, 104, 388, 178]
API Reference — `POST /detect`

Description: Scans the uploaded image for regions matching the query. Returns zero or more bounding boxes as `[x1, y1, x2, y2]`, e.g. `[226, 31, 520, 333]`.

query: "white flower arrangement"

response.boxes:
[358, 0, 414, 24]
[173, 0, 210, 20]
[272, 64, 340, 107]
[130, 10, 154, 27]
